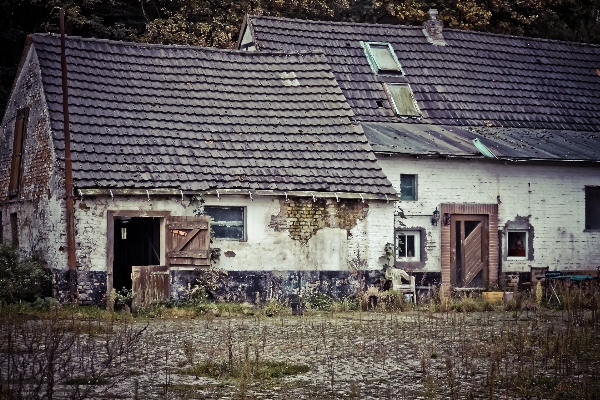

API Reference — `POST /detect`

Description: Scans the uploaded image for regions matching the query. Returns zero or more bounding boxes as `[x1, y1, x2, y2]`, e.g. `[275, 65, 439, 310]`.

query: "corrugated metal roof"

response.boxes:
[362, 122, 600, 161]
[248, 16, 600, 132]
[31, 34, 396, 197]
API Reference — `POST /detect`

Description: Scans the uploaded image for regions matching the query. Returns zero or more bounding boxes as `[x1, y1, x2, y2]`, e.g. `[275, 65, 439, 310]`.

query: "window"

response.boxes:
[362, 42, 403, 74]
[385, 84, 420, 117]
[507, 230, 527, 259]
[10, 213, 18, 248]
[400, 174, 417, 200]
[396, 230, 420, 261]
[585, 186, 600, 230]
[9, 108, 29, 198]
[204, 206, 244, 240]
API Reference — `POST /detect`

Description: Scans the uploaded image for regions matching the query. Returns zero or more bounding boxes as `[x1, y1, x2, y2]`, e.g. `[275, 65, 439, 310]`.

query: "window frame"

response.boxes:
[361, 41, 404, 75]
[394, 229, 424, 265]
[9, 108, 29, 198]
[585, 186, 600, 231]
[204, 206, 246, 241]
[400, 174, 417, 201]
[506, 230, 528, 260]
[384, 83, 421, 117]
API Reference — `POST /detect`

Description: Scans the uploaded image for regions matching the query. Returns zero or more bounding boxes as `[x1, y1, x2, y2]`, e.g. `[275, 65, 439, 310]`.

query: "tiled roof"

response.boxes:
[32, 33, 395, 197]
[363, 122, 600, 161]
[246, 16, 600, 132]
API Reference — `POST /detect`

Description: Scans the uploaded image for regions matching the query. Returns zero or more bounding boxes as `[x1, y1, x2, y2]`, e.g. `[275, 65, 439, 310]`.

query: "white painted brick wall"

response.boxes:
[377, 156, 600, 272]
[74, 195, 394, 275]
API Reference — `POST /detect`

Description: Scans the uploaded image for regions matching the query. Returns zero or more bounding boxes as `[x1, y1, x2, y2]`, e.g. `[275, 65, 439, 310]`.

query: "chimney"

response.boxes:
[422, 9, 446, 46]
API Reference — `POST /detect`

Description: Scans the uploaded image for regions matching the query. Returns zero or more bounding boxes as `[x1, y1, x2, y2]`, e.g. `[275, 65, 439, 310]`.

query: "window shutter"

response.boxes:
[9, 109, 29, 197]
[166, 216, 211, 267]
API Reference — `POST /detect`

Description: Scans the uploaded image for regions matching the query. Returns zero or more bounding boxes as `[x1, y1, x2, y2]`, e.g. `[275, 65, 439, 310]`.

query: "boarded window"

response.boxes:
[400, 174, 417, 200]
[204, 206, 244, 240]
[396, 230, 420, 261]
[585, 186, 600, 230]
[9, 109, 29, 197]
[507, 230, 527, 258]
[386, 84, 420, 117]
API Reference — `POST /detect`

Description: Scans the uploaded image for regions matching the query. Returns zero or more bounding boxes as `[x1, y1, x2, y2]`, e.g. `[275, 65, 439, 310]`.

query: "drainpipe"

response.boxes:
[60, 9, 78, 302]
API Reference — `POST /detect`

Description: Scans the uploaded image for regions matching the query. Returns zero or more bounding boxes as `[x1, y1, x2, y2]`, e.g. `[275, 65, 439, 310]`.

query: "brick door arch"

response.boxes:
[440, 204, 498, 289]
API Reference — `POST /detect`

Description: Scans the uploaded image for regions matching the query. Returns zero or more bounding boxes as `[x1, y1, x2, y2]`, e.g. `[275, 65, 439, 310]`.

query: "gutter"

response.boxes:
[77, 188, 399, 202]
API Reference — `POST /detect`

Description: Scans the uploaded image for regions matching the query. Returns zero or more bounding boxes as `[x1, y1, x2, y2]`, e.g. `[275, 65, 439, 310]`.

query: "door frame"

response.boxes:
[440, 204, 498, 289]
[106, 210, 170, 296]
[450, 215, 488, 288]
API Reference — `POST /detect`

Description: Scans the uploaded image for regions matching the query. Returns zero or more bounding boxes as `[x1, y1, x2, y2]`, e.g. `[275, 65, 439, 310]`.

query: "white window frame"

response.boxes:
[361, 41, 404, 75]
[506, 230, 528, 260]
[395, 230, 421, 262]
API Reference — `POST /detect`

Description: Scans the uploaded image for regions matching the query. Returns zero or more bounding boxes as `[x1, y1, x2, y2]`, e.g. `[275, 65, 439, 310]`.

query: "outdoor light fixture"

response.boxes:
[431, 207, 440, 226]
[443, 213, 451, 226]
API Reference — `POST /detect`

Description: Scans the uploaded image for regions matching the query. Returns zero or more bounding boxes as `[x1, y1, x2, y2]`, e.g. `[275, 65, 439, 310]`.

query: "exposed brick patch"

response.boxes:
[270, 198, 369, 244]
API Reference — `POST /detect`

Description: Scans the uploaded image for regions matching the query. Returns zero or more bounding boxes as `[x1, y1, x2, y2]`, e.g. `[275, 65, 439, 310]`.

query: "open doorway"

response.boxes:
[112, 217, 160, 292]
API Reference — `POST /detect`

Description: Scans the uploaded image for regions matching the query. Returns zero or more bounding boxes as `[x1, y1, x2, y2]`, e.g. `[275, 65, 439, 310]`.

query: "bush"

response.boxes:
[0, 245, 49, 304]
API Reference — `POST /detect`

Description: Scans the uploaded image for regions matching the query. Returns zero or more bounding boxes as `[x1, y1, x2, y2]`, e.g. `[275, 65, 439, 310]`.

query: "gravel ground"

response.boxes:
[4, 309, 600, 399]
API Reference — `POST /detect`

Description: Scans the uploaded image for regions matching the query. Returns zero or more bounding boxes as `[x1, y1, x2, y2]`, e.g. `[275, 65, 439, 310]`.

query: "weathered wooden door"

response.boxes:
[450, 215, 489, 288]
[131, 265, 170, 311]
[167, 216, 211, 268]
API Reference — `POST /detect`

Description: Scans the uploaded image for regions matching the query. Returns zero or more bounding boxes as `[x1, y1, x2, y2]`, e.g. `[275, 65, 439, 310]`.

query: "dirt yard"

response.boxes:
[3, 306, 597, 399]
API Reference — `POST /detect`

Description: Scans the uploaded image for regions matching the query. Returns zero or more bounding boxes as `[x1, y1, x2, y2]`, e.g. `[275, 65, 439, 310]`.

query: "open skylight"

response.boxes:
[362, 42, 404, 74]
[385, 84, 420, 117]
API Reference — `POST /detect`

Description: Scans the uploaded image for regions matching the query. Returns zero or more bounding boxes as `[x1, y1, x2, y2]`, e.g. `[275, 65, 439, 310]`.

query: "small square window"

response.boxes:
[507, 230, 527, 259]
[400, 174, 417, 201]
[585, 186, 600, 230]
[362, 42, 403, 74]
[396, 230, 421, 261]
[204, 206, 245, 240]
[385, 84, 420, 117]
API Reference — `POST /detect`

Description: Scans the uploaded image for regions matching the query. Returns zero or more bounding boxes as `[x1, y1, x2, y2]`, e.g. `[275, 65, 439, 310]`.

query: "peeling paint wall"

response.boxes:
[377, 156, 600, 273]
[0, 47, 69, 298]
[73, 195, 393, 303]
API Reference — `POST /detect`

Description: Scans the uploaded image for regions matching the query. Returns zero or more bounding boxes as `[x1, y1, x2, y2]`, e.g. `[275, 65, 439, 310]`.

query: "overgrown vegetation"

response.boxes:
[0, 244, 49, 305]
[1, 275, 599, 398]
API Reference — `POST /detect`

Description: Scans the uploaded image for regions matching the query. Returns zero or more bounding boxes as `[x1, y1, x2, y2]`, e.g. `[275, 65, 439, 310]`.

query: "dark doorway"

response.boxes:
[113, 217, 160, 292]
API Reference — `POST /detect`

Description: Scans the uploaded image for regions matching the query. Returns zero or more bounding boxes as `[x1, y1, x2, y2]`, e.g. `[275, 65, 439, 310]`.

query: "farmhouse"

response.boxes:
[0, 33, 397, 305]
[240, 11, 600, 290]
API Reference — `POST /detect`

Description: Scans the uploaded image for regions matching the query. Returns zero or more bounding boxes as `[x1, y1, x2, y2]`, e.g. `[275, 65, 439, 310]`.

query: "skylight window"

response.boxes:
[385, 84, 420, 117]
[362, 42, 403, 74]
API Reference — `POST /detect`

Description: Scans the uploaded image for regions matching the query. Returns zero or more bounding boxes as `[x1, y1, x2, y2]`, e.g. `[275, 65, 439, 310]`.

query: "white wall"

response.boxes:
[377, 156, 600, 272]
[74, 195, 394, 274]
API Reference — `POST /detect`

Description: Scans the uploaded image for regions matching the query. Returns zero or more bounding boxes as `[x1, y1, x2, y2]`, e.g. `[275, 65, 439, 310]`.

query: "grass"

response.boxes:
[182, 360, 310, 381]
[1, 280, 599, 399]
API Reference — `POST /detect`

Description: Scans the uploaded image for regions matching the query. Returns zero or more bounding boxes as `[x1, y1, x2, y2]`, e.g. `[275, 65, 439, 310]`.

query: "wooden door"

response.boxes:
[131, 265, 169, 311]
[450, 215, 489, 288]
[167, 216, 211, 268]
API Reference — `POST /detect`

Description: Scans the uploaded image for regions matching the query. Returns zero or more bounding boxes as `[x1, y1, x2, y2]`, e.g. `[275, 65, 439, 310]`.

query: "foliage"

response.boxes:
[1, 0, 599, 115]
[182, 267, 228, 304]
[306, 291, 334, 311]
[0, 244, 49, 304]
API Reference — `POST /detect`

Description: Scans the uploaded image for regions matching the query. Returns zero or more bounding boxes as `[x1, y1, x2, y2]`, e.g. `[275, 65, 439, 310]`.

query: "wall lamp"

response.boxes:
[431, 207, 440, 226]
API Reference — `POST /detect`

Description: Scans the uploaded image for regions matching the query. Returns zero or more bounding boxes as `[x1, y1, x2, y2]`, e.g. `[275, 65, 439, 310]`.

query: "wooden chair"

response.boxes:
[385, 268, 416, 303]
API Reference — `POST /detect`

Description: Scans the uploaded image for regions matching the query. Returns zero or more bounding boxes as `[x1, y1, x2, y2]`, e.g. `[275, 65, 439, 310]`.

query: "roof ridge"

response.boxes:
[249, 15, 600, 48]
[31, 32, 327, 56]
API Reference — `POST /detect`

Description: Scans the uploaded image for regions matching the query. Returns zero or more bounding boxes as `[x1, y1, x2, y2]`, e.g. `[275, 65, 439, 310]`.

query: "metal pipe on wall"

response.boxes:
[60, 9, 78, 301]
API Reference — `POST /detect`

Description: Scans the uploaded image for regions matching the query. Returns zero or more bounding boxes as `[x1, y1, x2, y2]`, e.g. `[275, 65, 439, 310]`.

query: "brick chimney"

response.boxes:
[422, 9, 446, 46]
